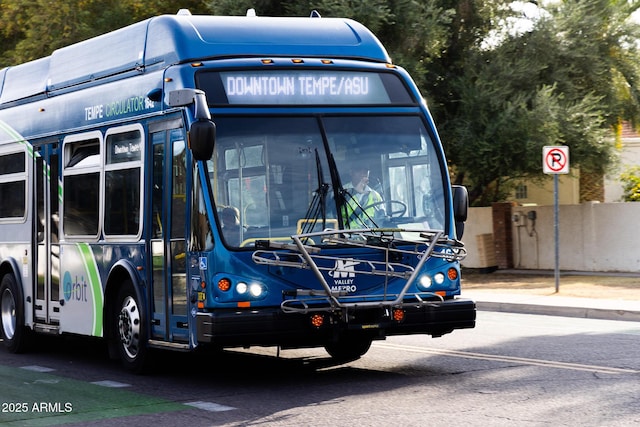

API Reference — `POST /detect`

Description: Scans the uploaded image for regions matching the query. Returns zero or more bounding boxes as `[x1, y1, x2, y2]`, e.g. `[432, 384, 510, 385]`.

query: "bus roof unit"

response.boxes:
[0, 14, 391, 105]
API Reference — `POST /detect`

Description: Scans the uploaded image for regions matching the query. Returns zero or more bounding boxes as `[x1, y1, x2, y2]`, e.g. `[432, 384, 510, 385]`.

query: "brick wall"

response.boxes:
[491, 202, 515, 269]
[579, 171, 604, 202]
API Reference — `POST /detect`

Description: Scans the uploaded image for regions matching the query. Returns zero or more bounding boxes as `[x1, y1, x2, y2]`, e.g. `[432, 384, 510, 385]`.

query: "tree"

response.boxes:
[443, 21, 612, 204]
[0, 0, 210, 67]
[620, 166, 640, 201]
[437, 0, 640, 205]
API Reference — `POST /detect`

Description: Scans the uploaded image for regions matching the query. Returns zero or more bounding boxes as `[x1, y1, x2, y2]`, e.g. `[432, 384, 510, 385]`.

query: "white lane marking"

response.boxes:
[21, 365, 55, 372]
[185, 401, 236, 412]
[91, 380, 131, 388]
[373, 342, 639, 375]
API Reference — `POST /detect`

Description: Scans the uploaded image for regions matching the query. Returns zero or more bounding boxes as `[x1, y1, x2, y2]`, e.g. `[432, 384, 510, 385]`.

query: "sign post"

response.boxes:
[543, 146, 569, 293]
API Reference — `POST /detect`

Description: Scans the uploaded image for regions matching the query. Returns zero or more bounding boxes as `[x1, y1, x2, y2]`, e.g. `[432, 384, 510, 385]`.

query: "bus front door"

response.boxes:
[34, 144, 61, 325]
[149, 123, 189, 343]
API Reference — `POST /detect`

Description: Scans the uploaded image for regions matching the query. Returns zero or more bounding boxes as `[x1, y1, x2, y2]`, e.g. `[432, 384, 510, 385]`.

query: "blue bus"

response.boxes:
[0, 9, 475, 371]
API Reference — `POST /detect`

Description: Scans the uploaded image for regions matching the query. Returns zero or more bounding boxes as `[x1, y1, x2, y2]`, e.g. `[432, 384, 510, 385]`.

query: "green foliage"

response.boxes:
[437, 0, 640, 205]
[543, 0, 640, 128]
[620, 166, 640, 202]
[0, 0, 211, 66]
[208, 0, 283, 16]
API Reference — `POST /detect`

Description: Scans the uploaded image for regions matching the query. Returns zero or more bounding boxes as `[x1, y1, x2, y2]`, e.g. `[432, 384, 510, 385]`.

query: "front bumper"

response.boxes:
[196, 297, 476, 348]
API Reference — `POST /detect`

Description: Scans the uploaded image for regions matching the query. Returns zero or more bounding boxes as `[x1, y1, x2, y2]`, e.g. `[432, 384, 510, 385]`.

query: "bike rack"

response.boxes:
[251, 228, 466, 314]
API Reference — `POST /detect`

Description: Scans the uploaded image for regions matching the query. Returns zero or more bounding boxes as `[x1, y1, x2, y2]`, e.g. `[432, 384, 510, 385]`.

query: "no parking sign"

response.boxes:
[543, 146, 569, 174]
[542, 145, 569, 293]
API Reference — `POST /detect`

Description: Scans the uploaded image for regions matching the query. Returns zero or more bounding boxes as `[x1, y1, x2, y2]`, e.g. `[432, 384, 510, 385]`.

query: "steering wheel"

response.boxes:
[361, 200, 407, 218]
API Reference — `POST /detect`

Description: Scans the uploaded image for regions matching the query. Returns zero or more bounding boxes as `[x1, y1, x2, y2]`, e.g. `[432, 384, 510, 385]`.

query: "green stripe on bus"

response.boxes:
[0, 119, 23, 141]
[76, 243, 104, 336]
[0, 119, 34, 158]
[0, 365, 184, 426]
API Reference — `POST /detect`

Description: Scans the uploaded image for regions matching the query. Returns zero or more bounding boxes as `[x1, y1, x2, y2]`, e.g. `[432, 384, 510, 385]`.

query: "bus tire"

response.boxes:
[113, 280, 148, 373]
[324, 335, 372, 362]
[0, 273, 31, 353]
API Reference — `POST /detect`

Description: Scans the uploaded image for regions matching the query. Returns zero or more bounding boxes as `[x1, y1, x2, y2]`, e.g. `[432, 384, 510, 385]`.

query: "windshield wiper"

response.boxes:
[327, 152, 349, 229]
[301, 149, 330, 235]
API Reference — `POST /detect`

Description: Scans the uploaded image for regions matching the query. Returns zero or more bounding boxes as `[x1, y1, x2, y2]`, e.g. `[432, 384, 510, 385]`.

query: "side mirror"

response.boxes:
[189, 119, 216, 160]
[168, 89, 216, 161]
[452, 185, 468, 240]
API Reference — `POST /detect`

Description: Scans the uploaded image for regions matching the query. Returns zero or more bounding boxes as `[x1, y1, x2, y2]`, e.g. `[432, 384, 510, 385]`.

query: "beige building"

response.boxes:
[509, 169, 580, 206]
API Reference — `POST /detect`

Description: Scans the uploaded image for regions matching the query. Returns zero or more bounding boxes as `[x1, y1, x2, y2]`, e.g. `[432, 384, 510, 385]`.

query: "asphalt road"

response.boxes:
[1, 310, 638, 426]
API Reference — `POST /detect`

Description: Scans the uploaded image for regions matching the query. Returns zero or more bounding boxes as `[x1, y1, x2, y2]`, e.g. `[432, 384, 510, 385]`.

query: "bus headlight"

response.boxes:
[236, 282, 248, 294]
[434, 272, 445, 285]
[249, 283, 263, 297]
[418, 275, 432, 290]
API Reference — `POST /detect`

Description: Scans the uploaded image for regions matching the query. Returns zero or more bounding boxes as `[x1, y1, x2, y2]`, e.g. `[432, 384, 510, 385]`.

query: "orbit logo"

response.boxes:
[63, 271, 89, 302]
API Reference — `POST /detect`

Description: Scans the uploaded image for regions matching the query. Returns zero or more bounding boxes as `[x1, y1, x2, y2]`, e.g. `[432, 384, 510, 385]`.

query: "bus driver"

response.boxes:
[343, 166, 384, 229]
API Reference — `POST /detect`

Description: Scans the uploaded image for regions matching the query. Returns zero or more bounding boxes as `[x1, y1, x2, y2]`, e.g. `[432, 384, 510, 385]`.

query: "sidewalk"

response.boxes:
[461, 269, 640, 322]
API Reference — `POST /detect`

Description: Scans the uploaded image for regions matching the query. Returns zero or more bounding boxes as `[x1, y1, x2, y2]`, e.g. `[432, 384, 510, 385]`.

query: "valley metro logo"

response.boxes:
[328, 259, 359, 278]
[327, 260, 359, 292]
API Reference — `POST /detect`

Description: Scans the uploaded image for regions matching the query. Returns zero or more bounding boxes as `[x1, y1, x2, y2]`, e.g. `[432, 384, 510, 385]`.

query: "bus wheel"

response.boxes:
[114, 281, 148, 372]
[324, 335, 372, 362]
[0, 274, 30, 353]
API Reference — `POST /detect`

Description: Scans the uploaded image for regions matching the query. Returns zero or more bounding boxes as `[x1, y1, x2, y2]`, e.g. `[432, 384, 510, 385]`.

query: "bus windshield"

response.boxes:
[209, 115, 446, 247]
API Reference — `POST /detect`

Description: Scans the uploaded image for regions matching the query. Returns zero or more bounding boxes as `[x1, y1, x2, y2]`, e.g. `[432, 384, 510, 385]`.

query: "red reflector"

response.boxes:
[218, 278, 231, 292]
[392, 309, 405, 322]
[310, 314, 324, 328]
[237, 301, 251, 308]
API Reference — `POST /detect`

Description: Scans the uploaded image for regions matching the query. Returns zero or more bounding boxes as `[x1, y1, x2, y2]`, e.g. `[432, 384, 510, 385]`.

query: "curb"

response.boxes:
[475, 301, 640, 322]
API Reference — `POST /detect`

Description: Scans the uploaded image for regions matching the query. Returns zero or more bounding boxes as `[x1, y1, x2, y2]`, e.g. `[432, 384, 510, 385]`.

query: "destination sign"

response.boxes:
[106, 130, 142, 164]
[218, 70, 393, 105]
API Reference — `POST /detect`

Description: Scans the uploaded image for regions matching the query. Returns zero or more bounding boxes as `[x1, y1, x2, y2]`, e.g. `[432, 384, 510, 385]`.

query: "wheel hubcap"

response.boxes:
[0, 288, 16, 340]
[118, 296, 140, 359]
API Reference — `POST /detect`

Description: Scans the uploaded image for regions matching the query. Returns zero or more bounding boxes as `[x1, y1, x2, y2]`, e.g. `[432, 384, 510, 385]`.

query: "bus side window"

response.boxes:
[104, 126, 143, 237]
[151, 141, 164, 239]
[62, 133, 101, 238]
[223, 144, 267, 229]
[0, 151, 26, 219]
[191, 167, 213, 250]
